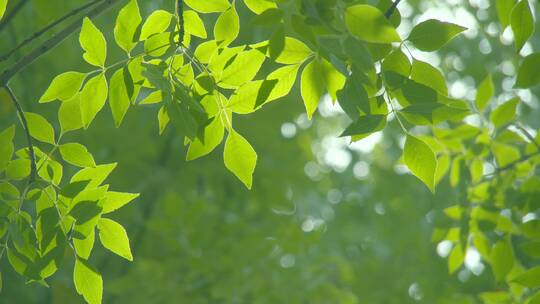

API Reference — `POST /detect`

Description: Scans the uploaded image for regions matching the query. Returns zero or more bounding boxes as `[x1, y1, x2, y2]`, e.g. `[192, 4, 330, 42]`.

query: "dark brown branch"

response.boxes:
[5, 85, 37, 182]
[0, 0, 29, 32]
[0, 0, 103, 62]
[385, 0, 402, 18]
[0, 0, 120, 85]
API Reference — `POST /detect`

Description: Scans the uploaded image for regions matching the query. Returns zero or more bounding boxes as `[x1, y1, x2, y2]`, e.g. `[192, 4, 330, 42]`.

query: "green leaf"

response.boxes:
[529, 291, 540, 304]
[490, 239, 514, 282]
[410, 59, 447, 95]
[228, 80, 276, 114]
[510, 0, 534, 52]
[114, 0, 142, 53]
[184, 10, 207, 38]
[382, 49, 411, 77]
[25, 112, 55, 144]
[0, 126, 15, 173]
[109, 68, 130, 127]
[102, 191, 139, 214]
[184, 0, 230, 13]
[39, 72, 86, 103]
[274, 37, 313, 64]
[521, 242, 540, 258]
[187, 116, 225, 160]
[59, 143, 96, 168]
[0, 0, 7, 21]
[404, 134, 437, 192]
[301, 59, 326, 119]
[475, 74, 494, 111]
[144, 32, 172, 57]
[224, 130, 257, 189]
[448, 243, 464, 274]
[266, 64, 300, 101]
[140, 10, 172, 40]
[79, 18, 107, 67]
[73, 258, 102, 304]
[71, 163, 117, 188]
[73, 230, 95, 259]
[408, 19, 466, 52]
[496, 0, 516, 29]
[516, 53, 540, 88]
[219, 50, 266, 88]
[214, 5, 239, 46]
[244, 0, 276, 14]
[97, 218, 133, 261]
[80, 74, 108, 129]
[512, 266, 540, 288]
[340, 115, 386, 139]
[490, 97, 519, 128]
[59, 94, 84, 134]
[492, 142, 520, 167]
[345, 5, 400, 44]
[6, 159, 30, 180]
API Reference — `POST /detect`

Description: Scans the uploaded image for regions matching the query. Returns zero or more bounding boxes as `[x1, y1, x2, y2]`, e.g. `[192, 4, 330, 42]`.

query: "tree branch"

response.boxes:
[385, 0, 402, 19]
[0, 0, 104, 62]
[0, 0, 120, 85]
[0, 0, 29, 32]
[4, 85, 37, 182]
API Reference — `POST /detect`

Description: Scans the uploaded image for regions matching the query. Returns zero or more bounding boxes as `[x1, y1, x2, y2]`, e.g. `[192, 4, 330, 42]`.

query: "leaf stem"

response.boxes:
[0, 0, 119, 85]
[385, 0, 402, 19]
[0, 0, 29, 32]
[0, 0, 104, 62]
[4, 85, 37, 183]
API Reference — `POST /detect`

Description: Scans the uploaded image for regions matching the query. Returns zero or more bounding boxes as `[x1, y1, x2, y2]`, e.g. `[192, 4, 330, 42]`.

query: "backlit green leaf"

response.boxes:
[340, 115, 386, 140]
[475, 74, 494, 111]
[301, 59, 326, 119]
[345, 5, 400, 44]
[516, 53, 540, 88]
[39, 72, 86, 103]
[275, 37, 313, 64]
[496, 0, 516, 29]
[79, 18, 107, 67]
[219, 50, 266, 88]
[80, 74, 108, 129]
[490, 239, 514, 282]
[6, 159, 30, 180]
[140, 10, 172, 40]
[411, 59, 447, 95]
[224, 130, 257, 189]
[0, 0, 7, 21]
[114, 0, 142, 53]
[185, 0, 230, 13]
[109, 68, 131, 127]
[102, 191, 139, 214]
[214, 5, 239, 46]
[408, 19, 466, 52]
[25, 112, 55, 144]
[404, 134, 437, 192]
[97, 218, 133, 261]
[490, 97, 519, 128]
[448, 243, 464, 274]
[184, 10, 207, 38]
[59, 143, 96, 168]
[510, 0, 534, 53]
[73, 258, 102, 304]
[244, 0, 276, 14]
[59, 94, 84, 134]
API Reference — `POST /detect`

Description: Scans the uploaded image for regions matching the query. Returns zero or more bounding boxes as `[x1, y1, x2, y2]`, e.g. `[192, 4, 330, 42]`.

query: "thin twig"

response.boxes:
[485, 150, 540, 177]
[176, 0, 184, 45]
[385, 0, 402, 18]
[0, 0, 29, 32]
[512, 123, 540, 150]
[0, 0, 104, 62]
[4, 85, 36, 182]
[0, 0, 120, 85]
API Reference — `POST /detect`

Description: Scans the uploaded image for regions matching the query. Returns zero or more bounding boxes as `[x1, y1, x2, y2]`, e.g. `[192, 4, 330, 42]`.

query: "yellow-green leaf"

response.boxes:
[345, 5, 400, 44]
[140, 10, 172, 40]
[97, 218, 133, 261]
[301, 59, 325, 119]
[475, 74, 494, 111]
[510, 0, 534, 53]
[408, 19, 466, 52]
[516, 53, 540, 88]
[184, 0, 230, 13]
[184, 10, 207, 38]
[224, 130, 257, 189]
[59, 94, 84, 134]
[25, 112, 55, 144]
[109, 68, 130, 127]
[39, 72, 86, 103]
[214, 5, 239, 46]
[79, 18, 107, 67]
[114, 0, 142, 53]
[80, 74, 108, 129]
[73, 258, 102, 304]
[244, 0, 276, 14]
[59, 143, 96, 168]
[275, 37, 313, 64]
[404, 134, 437, 192]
